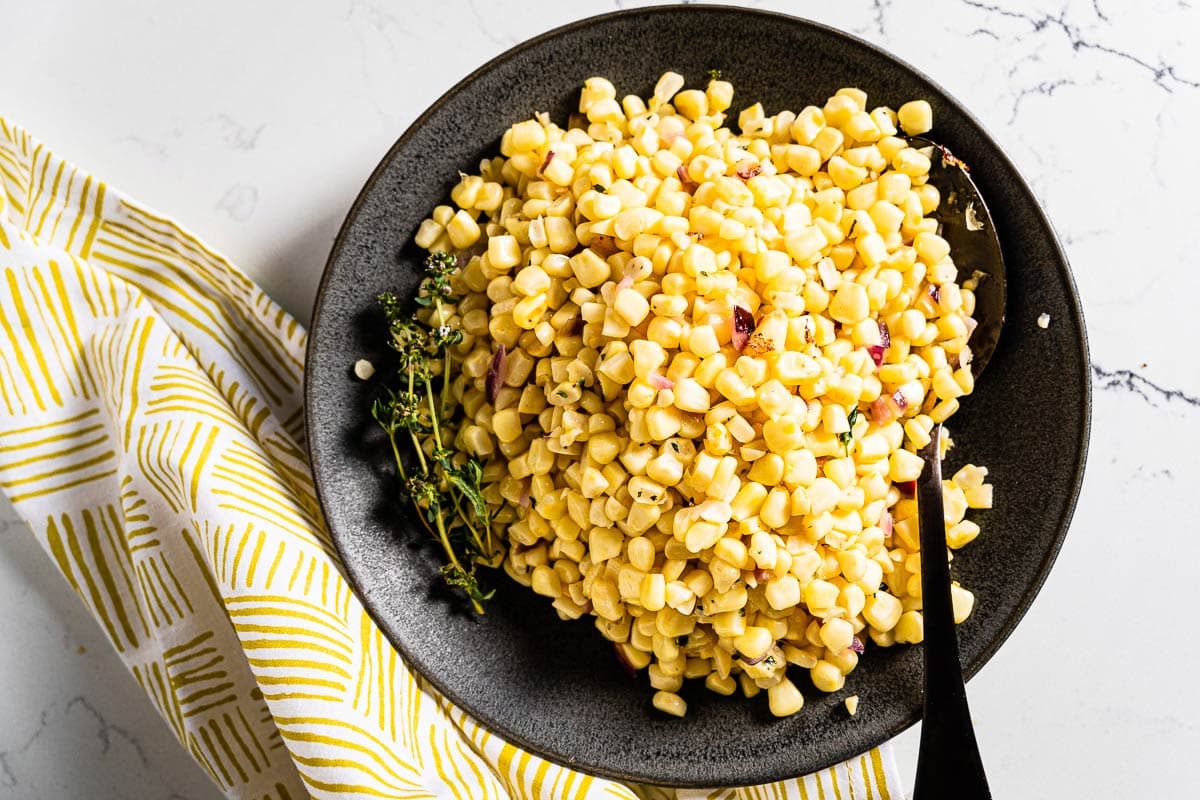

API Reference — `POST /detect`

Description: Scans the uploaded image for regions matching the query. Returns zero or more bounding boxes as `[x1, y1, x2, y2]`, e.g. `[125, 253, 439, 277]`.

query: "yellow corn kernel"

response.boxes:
[488, 235, 522, 271]
[652, 690, 687, 717]
[894, 610, 924, 643]
[914, 231, 951, 265]
[951, 584, 975, 623]
[492, 408, 523, 444]
[570, 248, 611, 288]
[929, 397, 960, 423]
[611, 288, 649, 326]
[944, 519, 979, 550]
[749, 531, 778, 570]
[810, 659, 845, 693]
[765, 575, 801, 610]
[531, 564, 562, 598]
[712, 538, 748, 571]
[785, 225, 827, 265]
[828, 156, 867, 190]
[811, 126, 844, 162]
[829, 282, 869, 324]
[591, 578, 622, 621]
[964, 484, 993, 509]
[590, 527, 624, 563]
[706, 554, 740, 594]
[513, 294, 548, 330]
[640, 573, 667, 611]
[671, 377, 710, 414]
[897, 100, 933, 135]
[804, 578, 839, 614]
[759, 488, 791, 529]
[715, 369, 755, 405]
[414, 218, 444, 250]
[818, 617, 854, 653]
[888, 449, 925, 482]
[706, 671, 737, 696]
[665, 580, 696, 613]
[509, 119, 547, 151]
[763, 677, 803, 717]
[624, 536, 655, 572]
[648, 662, 683, 692]
[863, 590, 902, 631]
[446, 209, 481, 249]
[763, 417, 804, 453]
[734, 626, 773, 660]
[684, 520, 724, 553]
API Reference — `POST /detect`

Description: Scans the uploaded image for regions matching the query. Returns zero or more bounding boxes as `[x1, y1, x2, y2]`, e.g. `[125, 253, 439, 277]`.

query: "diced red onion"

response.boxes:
[736, 161, 762, 180]
[755, 568, 773, 583]
[871, 396, 894, 423]
[676, 165, 698, 193]
[538, 150, 556, 175]
[849, 636, 865, 655]
[732, 305, 755, 352]
[616, 274, 634, 292]
[486, 344, 507, 405]
[868, 321, 891, 367]
[880, 511, 893, 537]
[929, 284, 941, 303]
[649, 373, 674, 390]
[518, 484, 531, 509]
[892, 389, 908, 411]
[735, 651, 769, 666]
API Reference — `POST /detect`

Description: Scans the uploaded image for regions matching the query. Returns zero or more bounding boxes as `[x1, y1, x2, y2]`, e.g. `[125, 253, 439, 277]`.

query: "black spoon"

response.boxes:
[909, 137, 1005, 800]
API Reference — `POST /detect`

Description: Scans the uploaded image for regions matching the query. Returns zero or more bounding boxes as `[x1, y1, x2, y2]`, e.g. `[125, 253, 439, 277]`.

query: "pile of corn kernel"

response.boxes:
[413, 73, 993, 718]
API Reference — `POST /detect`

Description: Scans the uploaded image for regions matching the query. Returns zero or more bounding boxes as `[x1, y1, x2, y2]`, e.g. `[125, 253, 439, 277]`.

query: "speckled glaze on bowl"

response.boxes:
[305, 6, 1090, 787]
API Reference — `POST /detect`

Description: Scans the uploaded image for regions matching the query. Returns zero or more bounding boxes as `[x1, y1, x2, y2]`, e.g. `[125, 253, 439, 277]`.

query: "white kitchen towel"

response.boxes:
[0, 117, 903, 800]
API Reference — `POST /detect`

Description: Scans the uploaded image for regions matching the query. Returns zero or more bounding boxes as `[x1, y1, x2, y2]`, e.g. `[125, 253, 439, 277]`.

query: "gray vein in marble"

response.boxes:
[1008, 77, 1077, 124]
[1132, 466, 1175, 480]
[213, 115, 265, 151]
[0, 696, 197, 799]
[969, 27, 1000, 39]
[344, 0, 415, 57]
[1057, 227, 1109, 247]
[961, 0, 1199, 91]
[116, 129, 183, 162]
[0, 697, 147, 784]
[215, 184, 259, 222]
[854, 0, 891, 37]
[1092, 364, 1200, 409]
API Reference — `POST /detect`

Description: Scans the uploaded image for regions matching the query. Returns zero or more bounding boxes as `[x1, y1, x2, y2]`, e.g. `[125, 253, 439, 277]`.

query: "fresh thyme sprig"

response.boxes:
[371, 252, 497, 613]
[839, 406, 861, 454]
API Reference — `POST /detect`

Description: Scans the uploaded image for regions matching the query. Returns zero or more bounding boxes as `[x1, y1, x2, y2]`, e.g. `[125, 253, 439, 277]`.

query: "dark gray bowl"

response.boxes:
[305, 6, 1090, 787]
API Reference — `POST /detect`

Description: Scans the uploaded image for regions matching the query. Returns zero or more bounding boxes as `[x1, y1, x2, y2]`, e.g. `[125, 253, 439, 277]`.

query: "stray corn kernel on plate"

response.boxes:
[306, 6, 1090, 787]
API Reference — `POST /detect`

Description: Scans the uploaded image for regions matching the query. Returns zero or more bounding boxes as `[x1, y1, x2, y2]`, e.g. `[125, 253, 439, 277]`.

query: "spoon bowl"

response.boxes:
[911, 136, 1007, 379]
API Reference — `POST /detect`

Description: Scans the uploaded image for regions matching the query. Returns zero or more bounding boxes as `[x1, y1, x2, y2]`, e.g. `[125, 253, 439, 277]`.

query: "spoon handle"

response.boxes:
[913, 424, 992, 800]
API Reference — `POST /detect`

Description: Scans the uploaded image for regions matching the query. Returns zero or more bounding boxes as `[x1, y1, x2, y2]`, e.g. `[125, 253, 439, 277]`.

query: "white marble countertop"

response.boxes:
[2, 0, 1198, 797]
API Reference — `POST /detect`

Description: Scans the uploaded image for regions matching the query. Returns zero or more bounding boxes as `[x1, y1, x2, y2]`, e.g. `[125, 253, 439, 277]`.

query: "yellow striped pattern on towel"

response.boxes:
[0, 117, 903, 800]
